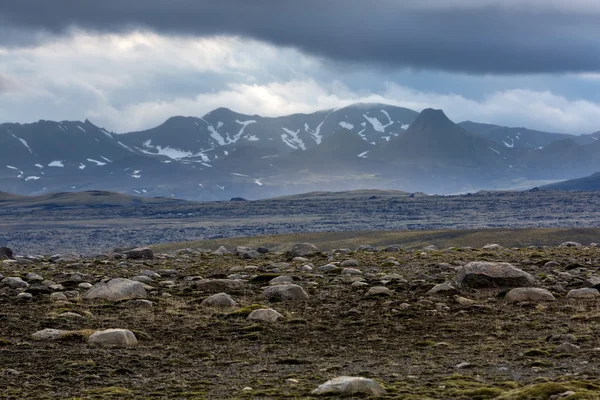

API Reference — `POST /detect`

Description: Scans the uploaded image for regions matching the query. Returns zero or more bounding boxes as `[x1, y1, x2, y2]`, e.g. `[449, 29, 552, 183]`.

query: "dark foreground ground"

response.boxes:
[2, 243, 600, 399]
[2, 190, 600, 255]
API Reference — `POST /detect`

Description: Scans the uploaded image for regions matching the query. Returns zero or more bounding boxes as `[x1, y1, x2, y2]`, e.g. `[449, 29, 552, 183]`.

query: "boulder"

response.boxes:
[213, 246, 231, 256]
[124, 247, 154, 260]
[340, 259, 360, 268]
[505, 288, 556, 303]
[1, 277, 29, 289]
[269, 276, 295, 286]
[87, 329, 138, 346]
[312, 376, 387, 397]
[567, 288, 600, 299]
[83, 278, 147, 301]
[456, 262, 535, 288]
[0, 247, 13, 259]
[31, 329, 68, 341]
[200, 293, 238, 309]
[285, 243, 321, 258]
[247, 308, 284, 323]
[263, 284, 309, 302]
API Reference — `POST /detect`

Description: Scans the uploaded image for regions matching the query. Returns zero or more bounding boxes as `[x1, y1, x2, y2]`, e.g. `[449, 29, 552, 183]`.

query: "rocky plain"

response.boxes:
[2, 240, 600, 399]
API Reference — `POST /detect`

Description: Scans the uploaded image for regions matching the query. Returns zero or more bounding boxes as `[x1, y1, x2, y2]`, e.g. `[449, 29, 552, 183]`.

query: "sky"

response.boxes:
[2, 1, 600, 134]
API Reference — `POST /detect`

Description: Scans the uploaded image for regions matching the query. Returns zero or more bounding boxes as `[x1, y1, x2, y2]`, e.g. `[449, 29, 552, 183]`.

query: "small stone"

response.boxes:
[312, 376, 386, 397]
[84, 278, 147, 301]
[292, 257, 309, 262]
[247, 308, 284, 323]
[269, 276, 295, 285]
[567, 288, 600, 299]
[78, 282, 93, 289]
[456, 296, 477, 306]
[455, 362, 472, 369]
[17, 292, 33, 301]
[25, 273, 44, 282]
[365, 286, 393, 297]
[131, 275, 154, 284]
[213, 246, 231, 256]
[124, 299, 154, 308]
[87, 329, 138, 347]
[351, 281, 369, 288]
[50, 292, 69, 301]
[554, 342, 580, 354]
[482, 244, 503, 250]
[427, 283, 457, 295]
[200, 293, 239, 309]
[340, 259, 359, 268]
[559, 242, 582, 248]
[299, 265, 313, 272]
[341, 268, 362, 276]
[505, 288, 556, 303]
[124, 247, 154, 260]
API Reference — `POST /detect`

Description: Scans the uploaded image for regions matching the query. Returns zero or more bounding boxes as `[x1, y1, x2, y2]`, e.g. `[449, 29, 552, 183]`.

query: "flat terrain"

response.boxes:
[2, 244, 600, 399]
[2, 190, 600, 255]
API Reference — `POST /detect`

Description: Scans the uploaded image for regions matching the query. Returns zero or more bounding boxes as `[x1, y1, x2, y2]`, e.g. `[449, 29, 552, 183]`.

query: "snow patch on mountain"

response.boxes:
[79, 163, 86, 170]
[339, 121, 354, 130]
[235, 119, 257, 141]
[25, 176, 41, 181]
[35, 164, 43, 169]
[118, 141, 133, 151]
[100, 128, 113, 139]
[401, 124, 410, 130]
[254, 178, 263, 186]
[488, 147, 501, 156]
[231, 173, 250, 177]
[281, 127, 306, 150]
[10, 133, 33, 154]
[503, 139, 514, 148]
[6, 165, 18, 170]
[87, 158, 107, 166]
[139, 139, 201, 160]
[246, 135, 259, 141]
[76, 126, 86, 133]
[208, 125, 226, 146]
[380, 110, 394, 129]
[358, 151, 369, 158]
[363, 114, 385, 132]
[48, 161, 64, 167]
[101, 156, 112, 163]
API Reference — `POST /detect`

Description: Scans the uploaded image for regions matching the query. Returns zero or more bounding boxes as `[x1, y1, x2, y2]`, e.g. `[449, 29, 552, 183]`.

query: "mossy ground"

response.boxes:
[1, 245, 600, 398]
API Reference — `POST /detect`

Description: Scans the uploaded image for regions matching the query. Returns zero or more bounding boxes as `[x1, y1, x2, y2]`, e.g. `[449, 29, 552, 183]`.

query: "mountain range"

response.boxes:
[2, 103, 600, 200]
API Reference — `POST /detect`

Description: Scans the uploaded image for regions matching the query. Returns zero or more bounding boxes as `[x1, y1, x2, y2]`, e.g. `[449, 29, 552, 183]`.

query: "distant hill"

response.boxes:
[0, 190, 186, 210]
[539, 172, 600, 191]
[268, 189, 417, 200]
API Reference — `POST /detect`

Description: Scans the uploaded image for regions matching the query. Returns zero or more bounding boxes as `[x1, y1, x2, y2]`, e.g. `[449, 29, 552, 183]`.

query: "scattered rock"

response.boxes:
[559, 242, 582, 248]
[200, 293, 239, 309]
[25, 272, 43, 282]
[31, 329, 68, 341]
[87, 329, 138, 347]
[365, 286, 393, 297]
[263, 284, 309, 302]
[16, 292, 33, 301]
[124, 247, 154, 260]
[213, 246, 231, 256]
[1, 277, 29, 289]
[285, 243, 321, 258]
[247, 308, 284, 323]
[422, 245, 438, 251]
[505, 288, 556, 303]
[554, 342, 580, 354]
[50, 292, 69, 301]
[124, 299, 154, 308]
[84, 278, 147, 301]
[356, 245, 377, 252]
[566, 288, 600, 299]
[456, 262, 535, 288]
[482, 244, 503, 250]
[0, 246, 13, 259]
[312, 376, 386, 397]
[269, 276, 295, 285]
[427, 283, 458, 295]
[340, 259, 359, 267]
[341, 268, 362, 276]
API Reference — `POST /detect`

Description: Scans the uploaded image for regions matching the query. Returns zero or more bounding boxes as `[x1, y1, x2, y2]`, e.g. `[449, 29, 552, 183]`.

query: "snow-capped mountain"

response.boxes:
[1, 103, 600, 199]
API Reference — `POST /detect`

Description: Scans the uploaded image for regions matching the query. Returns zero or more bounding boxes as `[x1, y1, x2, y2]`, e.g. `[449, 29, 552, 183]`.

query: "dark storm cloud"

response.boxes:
[2, 0, 600, 74]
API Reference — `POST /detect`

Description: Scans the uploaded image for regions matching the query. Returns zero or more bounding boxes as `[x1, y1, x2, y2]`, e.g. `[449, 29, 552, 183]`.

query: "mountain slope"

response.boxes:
[459, 121, 573, 150]
[539, 172, 600, 191]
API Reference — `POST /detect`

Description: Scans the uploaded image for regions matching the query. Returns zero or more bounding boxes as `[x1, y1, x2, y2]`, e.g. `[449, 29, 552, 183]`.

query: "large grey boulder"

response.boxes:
[285, 243, 321, 258]
[505, 288, 556, 303]
[312, 376, 387, 397]
[31, 329, 68, 341]
[263, 284, 309, 302]
[213, 246, 231, 256]
[124, 247, 154, 260]
[200, 293, 238, 309]
[456, 262, 535, 288]
[87, 329, 138, 346]
[1, 277, 29, 289]
[83, 278, 147, 301]
[235, 246, 260, 260]
[0, 247, 13, 259]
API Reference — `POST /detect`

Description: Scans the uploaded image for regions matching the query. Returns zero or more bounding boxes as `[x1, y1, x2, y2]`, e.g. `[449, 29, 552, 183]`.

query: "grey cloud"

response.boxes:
[1, 1, 600, 74]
